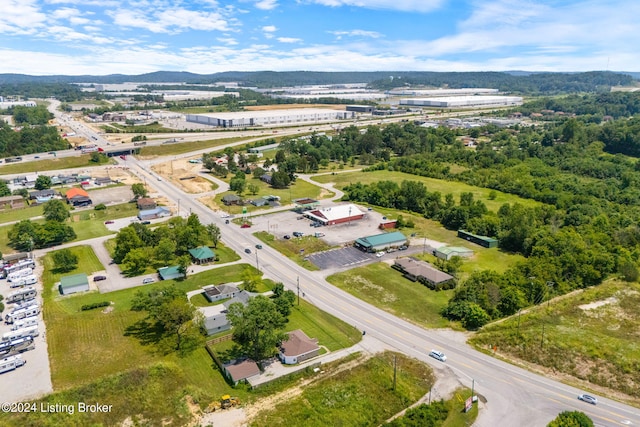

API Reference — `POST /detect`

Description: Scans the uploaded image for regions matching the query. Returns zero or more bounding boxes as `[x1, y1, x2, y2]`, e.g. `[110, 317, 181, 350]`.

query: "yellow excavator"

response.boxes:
[205, 395, 240, 413]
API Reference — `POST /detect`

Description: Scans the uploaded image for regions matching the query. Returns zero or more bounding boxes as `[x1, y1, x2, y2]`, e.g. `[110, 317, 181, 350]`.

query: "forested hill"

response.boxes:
[0, 71, 635, 94]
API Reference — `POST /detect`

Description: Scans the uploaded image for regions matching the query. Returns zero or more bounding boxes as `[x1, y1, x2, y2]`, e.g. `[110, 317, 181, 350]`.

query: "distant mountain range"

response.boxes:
[0, 70, 638, 86]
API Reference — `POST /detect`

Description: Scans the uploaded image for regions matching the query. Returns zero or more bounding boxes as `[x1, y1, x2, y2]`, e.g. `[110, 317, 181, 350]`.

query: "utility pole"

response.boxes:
[393, 355, 397, 391]
[297, 276, 300, 306]
[517, 309, 521, 335]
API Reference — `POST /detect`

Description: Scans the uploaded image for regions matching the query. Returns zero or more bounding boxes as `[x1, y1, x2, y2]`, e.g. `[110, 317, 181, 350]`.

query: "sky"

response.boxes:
[1, 0, 639, 76]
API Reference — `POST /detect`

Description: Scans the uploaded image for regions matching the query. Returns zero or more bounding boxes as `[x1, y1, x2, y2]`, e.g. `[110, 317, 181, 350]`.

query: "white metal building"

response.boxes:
[185, 108, 355, 128]
[400, 96, 523, 108]
[388, 88, 499, 96]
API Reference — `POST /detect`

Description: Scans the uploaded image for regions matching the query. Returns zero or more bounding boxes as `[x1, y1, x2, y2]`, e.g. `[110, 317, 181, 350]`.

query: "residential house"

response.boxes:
[136, 198, 157, 210]
[279, 329, 320, 365]
[65, 188, 92, 207]
[29, 189, 56, 200]
[138, 206, 171, 220]
[202, 283, 241, 303]
[393, 258, 455, 290]
[223, 359, 261, 386]
[94, 177, 112, 186]
[222, 194, 242, 206]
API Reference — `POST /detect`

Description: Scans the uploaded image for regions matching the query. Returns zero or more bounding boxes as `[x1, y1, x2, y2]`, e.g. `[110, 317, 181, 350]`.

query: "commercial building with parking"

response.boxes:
[185, 108, 355, 128]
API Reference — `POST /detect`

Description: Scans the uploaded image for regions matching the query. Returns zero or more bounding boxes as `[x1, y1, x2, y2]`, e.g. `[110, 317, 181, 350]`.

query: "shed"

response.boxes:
[0, 195, 25, 210]
[59, 273, 90, 295]
[458, 230, 498, 248]
[354, 231, 408, 253]
[224, 359, 261, 385]
[434, 246, 474, 261]
[279, 329, 320, 365]
[188, 246, 215, 264]
[158, 266, 184, 281]
[250, 198, 267, 207]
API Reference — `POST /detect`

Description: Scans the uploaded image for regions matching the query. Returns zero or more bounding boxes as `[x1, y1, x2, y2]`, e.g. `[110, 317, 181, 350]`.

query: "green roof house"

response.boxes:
[188, 246, 215, 264]
[59, 273, 90, 295]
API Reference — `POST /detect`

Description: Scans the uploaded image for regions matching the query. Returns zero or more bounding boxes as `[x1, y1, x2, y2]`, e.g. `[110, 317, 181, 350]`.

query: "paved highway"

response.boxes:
[41, 102, 640, 426]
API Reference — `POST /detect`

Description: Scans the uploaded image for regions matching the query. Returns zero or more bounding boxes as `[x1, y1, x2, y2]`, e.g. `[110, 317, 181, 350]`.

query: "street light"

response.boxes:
[177, 199, 181, 217]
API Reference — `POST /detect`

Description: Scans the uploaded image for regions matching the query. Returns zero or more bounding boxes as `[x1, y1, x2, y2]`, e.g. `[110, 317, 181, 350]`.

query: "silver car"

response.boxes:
[578, 394, 598, 405]
[429, 350, 447, 362]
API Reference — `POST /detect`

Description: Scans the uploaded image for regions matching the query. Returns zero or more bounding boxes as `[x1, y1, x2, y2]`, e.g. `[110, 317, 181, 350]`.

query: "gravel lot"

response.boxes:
[0, 259, 53, 403]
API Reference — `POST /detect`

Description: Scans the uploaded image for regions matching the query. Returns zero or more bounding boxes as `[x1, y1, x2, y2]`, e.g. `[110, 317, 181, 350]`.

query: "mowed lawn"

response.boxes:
[139, 135, 253, 157]
[254, 231, 333, 271]
[312, 170, 541, 212]
[41, 252, 360, 402]
[0, 154, 113, 174]
[471, 280, 640, 401]
[327, 262, 455, 329]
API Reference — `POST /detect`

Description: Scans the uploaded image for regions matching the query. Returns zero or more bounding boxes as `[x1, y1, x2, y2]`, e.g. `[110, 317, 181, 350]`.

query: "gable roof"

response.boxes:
[394, 258, 453, 284]
[223, 290, 252, 309]
[59, 273, 89, 290]
[355, 231, 407, 248]
[225, 359, 260, 383]
[280, 329, 319, 357]
[189, 246, 215, 261]
[65, 187, 89, 199]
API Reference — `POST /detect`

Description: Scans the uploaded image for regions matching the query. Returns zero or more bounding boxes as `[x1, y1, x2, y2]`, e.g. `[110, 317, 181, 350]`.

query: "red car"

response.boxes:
[240, 223, 251, 228]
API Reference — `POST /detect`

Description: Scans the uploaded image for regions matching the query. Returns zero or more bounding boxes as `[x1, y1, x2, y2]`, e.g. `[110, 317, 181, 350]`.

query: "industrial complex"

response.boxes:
[400, 95, 523, 108]
[185, 108, 355, 128]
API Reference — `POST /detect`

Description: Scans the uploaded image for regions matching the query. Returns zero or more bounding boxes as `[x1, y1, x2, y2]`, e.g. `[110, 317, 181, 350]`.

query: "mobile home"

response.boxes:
[10, 317, 38, 331]
[2, 325, 39, 341]
[0, 337, 35, 356]
[7, 268, 33, 282]
[9, 274, 37, 288]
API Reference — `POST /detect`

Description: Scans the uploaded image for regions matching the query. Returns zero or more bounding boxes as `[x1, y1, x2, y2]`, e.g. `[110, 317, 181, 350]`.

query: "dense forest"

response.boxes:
[0, 105, 69, 156]
[265, 92, 640, 329]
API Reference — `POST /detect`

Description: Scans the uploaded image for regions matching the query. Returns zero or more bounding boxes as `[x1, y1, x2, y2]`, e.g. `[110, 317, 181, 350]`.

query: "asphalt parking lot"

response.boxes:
[308, 247, 375, 269]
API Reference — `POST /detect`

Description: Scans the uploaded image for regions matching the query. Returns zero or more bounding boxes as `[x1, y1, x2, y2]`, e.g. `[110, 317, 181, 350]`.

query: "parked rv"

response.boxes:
[5, 305, 40, 324]
[2, 325, 39, 342]
[10, 317, 38, 331]
[0, 337, 35, 356]
[6, 287, 37, 304]
[2, 259, 35, 278]
[7, 268, 33, 282]
[11, 300, 40, 312]
[0, 355, 26, 374]
[9, 274, 37, 288]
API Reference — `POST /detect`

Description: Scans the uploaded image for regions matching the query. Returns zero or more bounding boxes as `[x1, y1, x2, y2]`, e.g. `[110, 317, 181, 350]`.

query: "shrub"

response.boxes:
[81, 301, 110, 311]
[94, 204, 107, 211]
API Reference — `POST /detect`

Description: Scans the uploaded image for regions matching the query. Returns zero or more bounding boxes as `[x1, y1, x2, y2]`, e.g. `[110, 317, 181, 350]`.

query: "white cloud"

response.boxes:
[0, 0, 47, 34]
[110, 7, 230, 34]
[329, 30, 382, 39]
[302, 0, 443, 13]
[277, 37, 302, 43]
[217, 37, 239, 45]
[262, 25, 277, 32]
[255, 0, 278, 10]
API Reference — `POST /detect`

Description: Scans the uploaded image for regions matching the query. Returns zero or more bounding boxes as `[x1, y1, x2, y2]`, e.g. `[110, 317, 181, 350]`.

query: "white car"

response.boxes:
[142, 278, 155, 284]
[429, 350, 447, 362]
[578, 394, 597, 405]
[376, 251, 385, 258]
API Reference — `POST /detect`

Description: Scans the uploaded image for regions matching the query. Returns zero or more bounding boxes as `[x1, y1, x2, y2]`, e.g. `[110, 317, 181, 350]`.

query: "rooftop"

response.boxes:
[355, 231, 407, 247]
[280, 329, 319, 357]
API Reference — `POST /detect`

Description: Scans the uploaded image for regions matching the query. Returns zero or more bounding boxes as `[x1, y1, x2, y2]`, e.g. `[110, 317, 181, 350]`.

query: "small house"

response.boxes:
[138, 207, 171, 221]
[0, 196, 25, 210]
[203, 283, 240, 302]
[279, 329, 320, 365]
[136, 197, 157, 210]
[224, 359, 261, 385]
[29, 189, 56, 200]
[222, 194, 242, 206]
[250, 198, 267, 207]
[59, 273, 90, 295]
[94, 177, 112, 186]
[65, 188, 92, 207]
[393, 258, 454, 290]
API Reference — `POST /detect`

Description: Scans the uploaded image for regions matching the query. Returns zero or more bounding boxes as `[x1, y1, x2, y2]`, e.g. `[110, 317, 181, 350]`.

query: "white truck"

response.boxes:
[9, 274, 37, 288]
[6, 287, 37, 304]
[2, 325, 39, 342]
[10, 317, 38, 331]
[5, 305, 40, 324]
[0, 355, 26, 374]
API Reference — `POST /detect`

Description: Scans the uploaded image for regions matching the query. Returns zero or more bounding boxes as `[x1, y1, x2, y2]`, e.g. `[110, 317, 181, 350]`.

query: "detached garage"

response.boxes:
[59, 273, 90, 295]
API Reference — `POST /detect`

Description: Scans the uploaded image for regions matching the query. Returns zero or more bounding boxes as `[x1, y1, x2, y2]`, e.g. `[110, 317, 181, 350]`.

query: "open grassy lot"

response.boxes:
[0, 154, 112, 174]
[312, 170, 541, 212]
[0, 204, 44, 225]
[470, 280, 640, 402]
[29, 254, 362, 426]
[254, 231, 332, 271]
[250, 351, 435, 427]
[327, 262, 455, 329]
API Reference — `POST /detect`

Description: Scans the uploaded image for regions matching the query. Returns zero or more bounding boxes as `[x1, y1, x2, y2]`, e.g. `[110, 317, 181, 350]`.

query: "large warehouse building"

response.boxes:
[399, 96, 523, 108]
[185, 108, 355, 128]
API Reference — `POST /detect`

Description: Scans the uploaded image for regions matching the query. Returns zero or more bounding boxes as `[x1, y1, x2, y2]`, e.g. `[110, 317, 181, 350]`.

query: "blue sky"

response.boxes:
[1, 0, 638, 76]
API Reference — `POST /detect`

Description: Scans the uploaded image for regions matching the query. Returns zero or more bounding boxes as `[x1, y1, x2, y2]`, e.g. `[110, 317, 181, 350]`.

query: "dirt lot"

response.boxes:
[152, 158, 213, 194]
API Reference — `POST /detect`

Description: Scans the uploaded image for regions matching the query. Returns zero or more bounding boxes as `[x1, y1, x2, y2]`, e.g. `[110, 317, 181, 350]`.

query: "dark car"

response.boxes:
[104, 220, 114, 224]
[283, 235, 291, 240]
[293, 231, 304, 237]
[255, 244, 263, 249]
[244, 248, 251, 254]
[142, 221, 151, 225]
[93, 275, 107, 282]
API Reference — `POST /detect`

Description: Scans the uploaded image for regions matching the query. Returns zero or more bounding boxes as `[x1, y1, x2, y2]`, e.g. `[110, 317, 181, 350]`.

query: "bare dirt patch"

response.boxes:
[152, 159, 212, 193]
[579, 297, 617, 311]
[198, 196, 222, 212]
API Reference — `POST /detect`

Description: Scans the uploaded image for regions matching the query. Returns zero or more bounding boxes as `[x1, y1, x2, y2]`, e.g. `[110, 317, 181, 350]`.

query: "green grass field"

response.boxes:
[327, 263, 455, 329]
[312, 170, 541, 212]
[139, 136, 252, 157]
[0, 155, 113, 174]
[254, 231, 332, 271]
[471, 280, 640, 402]
[250, 351, 435, 427]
